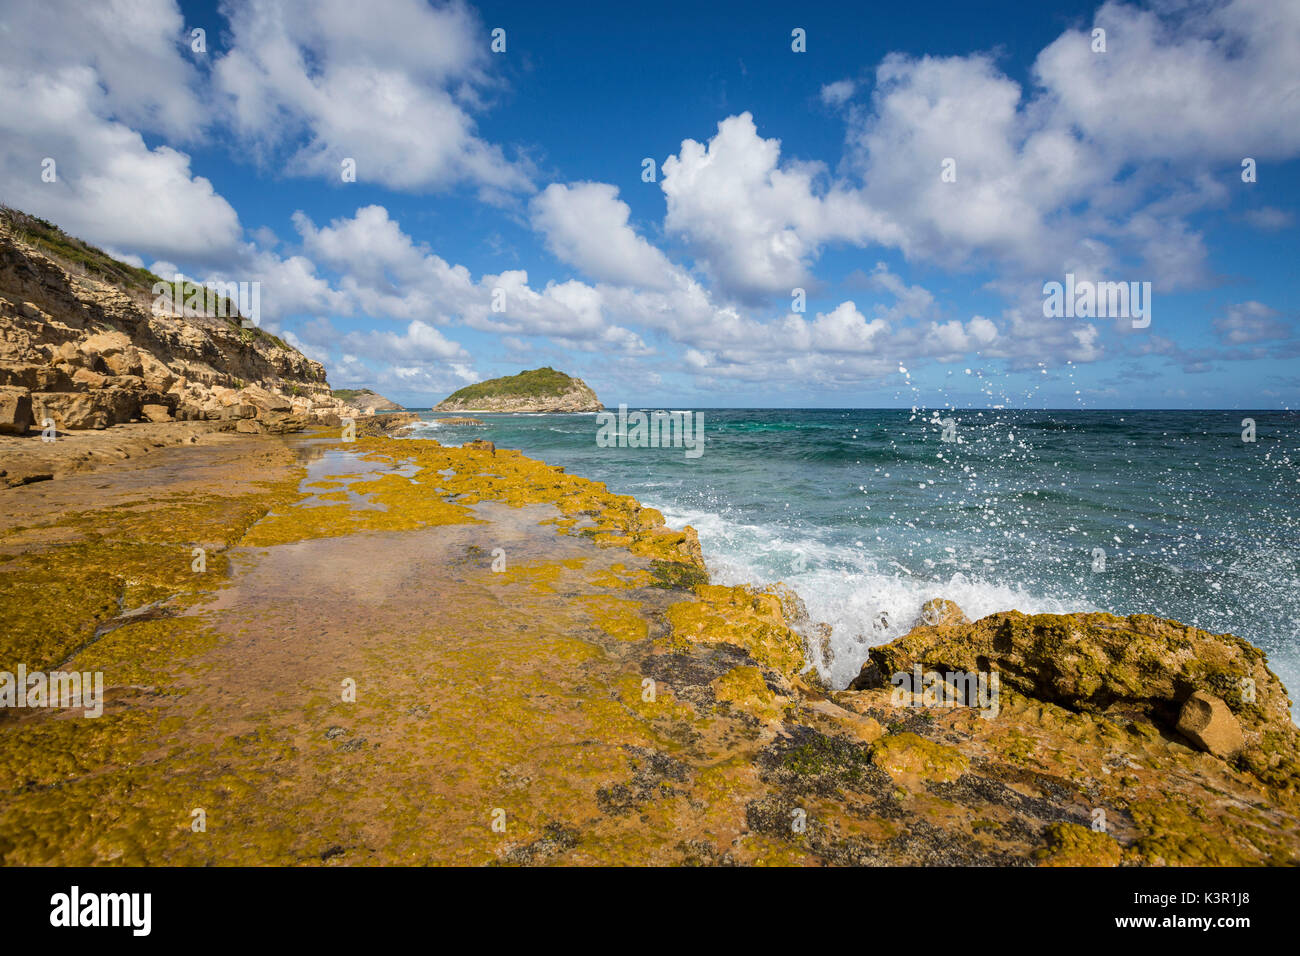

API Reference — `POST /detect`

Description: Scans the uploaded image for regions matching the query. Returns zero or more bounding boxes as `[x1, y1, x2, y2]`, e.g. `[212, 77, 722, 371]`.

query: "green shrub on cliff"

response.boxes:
[1, 205, 160, 291]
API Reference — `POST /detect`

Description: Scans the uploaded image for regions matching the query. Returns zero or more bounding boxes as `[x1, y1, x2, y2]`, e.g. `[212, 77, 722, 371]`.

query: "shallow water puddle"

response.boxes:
[287, 445, 421, 511]
[153, 490, 689, 863]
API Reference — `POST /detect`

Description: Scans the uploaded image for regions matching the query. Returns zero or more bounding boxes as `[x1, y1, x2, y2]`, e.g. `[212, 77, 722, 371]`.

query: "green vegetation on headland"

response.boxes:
[435, 367, 602, 412]
[441, 367, 577, 404]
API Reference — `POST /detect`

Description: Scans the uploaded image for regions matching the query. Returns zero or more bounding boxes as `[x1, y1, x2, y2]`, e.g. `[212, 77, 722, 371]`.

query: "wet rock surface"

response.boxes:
[0, 433, 1295, 866]
[849, 603, 1297, 792]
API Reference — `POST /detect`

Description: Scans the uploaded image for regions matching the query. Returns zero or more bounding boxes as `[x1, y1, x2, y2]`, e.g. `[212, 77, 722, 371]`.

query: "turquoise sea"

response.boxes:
[404, 408, 1300, 712]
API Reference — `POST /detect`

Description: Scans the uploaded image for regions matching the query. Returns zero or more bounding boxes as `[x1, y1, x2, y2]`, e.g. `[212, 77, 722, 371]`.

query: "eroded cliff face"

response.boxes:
[0, 218, 360, 434]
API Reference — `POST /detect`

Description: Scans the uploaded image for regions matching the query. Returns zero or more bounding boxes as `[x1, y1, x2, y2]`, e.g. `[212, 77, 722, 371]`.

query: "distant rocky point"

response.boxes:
[331, 388, 403, 413]
[435, 367, 602, 413]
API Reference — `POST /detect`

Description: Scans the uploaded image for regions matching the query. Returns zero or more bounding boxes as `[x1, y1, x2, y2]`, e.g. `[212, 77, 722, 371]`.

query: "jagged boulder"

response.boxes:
[239, 384, 292, 416]
[70, 368, 110, 389]
[355, 412, 420, 437]
[219, 403, 258, 421]
[914, 597, 969, 628]
[849, 607, 1298, 786]
[79, 331, 142, 377]
[0, 385, 33, 435]
[0, 363, 71, 390]
[1177, 691, 1245, 758]
[34, 389, 141, 430]
[235, 414, 308, 435]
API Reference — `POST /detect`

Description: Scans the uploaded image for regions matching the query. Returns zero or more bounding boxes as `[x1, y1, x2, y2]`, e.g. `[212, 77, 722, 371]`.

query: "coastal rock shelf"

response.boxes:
[0, 429, 1296, 865]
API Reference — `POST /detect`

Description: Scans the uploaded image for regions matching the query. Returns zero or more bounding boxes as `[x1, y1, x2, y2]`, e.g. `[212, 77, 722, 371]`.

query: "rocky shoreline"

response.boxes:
[0, 425, 1296, 865]
[0, 412, 410, 487]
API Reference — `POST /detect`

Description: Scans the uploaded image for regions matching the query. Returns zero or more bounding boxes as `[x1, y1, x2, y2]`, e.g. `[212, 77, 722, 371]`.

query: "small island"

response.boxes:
[434, 366, 603, 413]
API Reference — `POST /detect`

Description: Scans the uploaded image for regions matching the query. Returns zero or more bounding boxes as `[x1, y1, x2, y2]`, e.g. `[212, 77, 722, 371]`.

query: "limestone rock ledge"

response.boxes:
[849, 604, 1298, 793]
[0, 432, 1295, 866]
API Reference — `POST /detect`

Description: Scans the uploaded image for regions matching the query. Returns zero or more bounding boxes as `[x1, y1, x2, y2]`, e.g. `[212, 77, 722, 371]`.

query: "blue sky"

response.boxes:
[2, 0, 1297, 408]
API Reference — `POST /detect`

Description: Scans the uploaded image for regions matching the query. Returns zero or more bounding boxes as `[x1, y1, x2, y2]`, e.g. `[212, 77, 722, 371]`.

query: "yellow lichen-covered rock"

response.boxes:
[575, 595, 650, 643]
[1125, 798, 1259, 866]
[870, 732, 969, 783]
[665, 584, 808, 678]
[802, 698, 884, 744]
[4, 429, 1298, 868]
[712, 666, 784, 723]
[850, 609, 1298, 790]
[1036, 822, 1122, 867]
[366, 433, 706, 572]
[913, 597, 969, 628]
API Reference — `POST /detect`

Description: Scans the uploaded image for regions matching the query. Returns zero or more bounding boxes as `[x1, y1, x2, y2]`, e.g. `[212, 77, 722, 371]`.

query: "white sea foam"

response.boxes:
[656, 504, 1083, 689]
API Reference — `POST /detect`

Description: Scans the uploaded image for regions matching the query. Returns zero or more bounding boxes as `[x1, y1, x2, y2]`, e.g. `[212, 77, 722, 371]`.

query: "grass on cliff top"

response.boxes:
[2, 205, 294, 354]
[331, 389, 378, 401]
[2, 205, 162, 292]
[439, 367, 579, 405]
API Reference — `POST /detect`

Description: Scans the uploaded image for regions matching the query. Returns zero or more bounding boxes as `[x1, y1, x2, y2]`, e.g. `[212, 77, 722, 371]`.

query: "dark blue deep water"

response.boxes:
[404, 408, 1300, 706]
